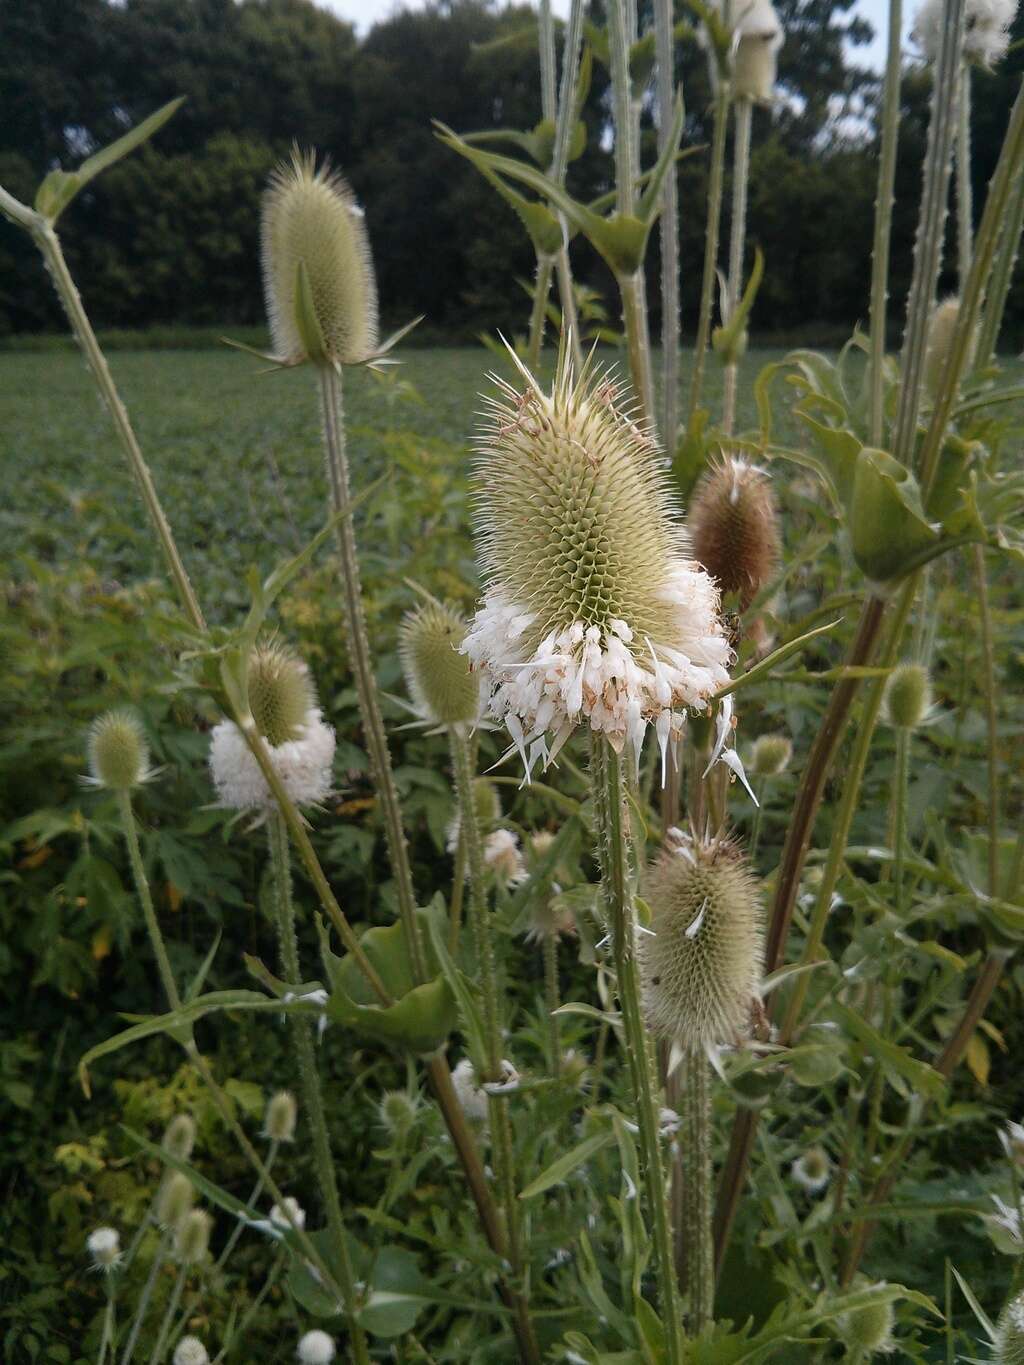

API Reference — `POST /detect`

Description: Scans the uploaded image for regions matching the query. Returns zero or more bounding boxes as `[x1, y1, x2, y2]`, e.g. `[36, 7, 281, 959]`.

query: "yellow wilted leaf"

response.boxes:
[965, 1031, 990, 1088]
[18, 842, 53, 870]
[91, 925, 113, 962]
[978, 1018, 1008, 1052]
[166, 883, 183, 912]
[336, 797, 376, 817]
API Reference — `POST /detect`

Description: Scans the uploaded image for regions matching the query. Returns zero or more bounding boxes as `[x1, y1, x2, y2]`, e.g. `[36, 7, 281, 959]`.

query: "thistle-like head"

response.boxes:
[689, 455, 780, 611]
[923, 297, 978, 400]
[261, 150, 378, 368]
[264, 1089, 298, 1143]
[173, 1338, 210, 1365]
[884, 662, 933, 730]
[378, 1089, 418, 1140]
[837, 1280, 896, 1356]
[640, 832, 763, 1055]
[247, 640, 317, 747]
[399, 598, 480, 727]
[86, 710, 153, 792]
[792, 1144, 832, 1193]
[914, 0, 1017, 67]
[750, 733, 792, 777]
[462, 348, 731, 774]
[174, 1208, 212, 1265]
[157, 1172, 195, 1229]
[162, 1114, 196, 1162]
[86, 1226, 121, 1272]
[996, 1288, 1024, 1364]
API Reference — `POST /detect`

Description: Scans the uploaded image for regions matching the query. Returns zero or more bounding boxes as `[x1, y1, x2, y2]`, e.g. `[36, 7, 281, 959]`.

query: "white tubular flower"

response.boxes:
[86, 1226, 121, 1271]
[451, 1057, 490, 1123]
[462, 350, 732, 782]
[297, 1330, 336, 1365]
[270, 1197, 306, 1231]
[173, 1338, 210, 1365]
[791, 1145, 832, 1193]
[484, 828, 528, 888]
[914, 0, 1017, 67]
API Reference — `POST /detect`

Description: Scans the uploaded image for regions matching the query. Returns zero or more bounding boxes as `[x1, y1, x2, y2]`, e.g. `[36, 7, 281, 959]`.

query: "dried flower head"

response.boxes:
[838, 1281, 896, 1356]
[996, 1288, 1024, 1364]
[297, 1329, 336, 1364]
[791, 1145, 832, 1193]
[86, 1226, 121, 1271]
[264, 1089, 298, 1143]
[162, 1114, 197, 1163]
[750, 733, 792, 777]
[262, 150, 378, 367]
[378, 1089, 418, 1139]
[640, 832, 763, 1056]
[731, 0, 784, 100]
[209, 647, 335, 812]
[175, 1208, 212, 1265]
[485, 828, 528, 888]
[462, 350, 731, 780]
[884, 662, 933, 730]
[914, 0, 1017, 67]
[173, 1338, 210, 1365]
[270, 1197, 306, 1231]
[399, 598, 481, 727]
[446, 778, 501, 852]
[157, 1172, 195, 1229]
[86, 710, 153, 791]
[688, 455, 780, 612]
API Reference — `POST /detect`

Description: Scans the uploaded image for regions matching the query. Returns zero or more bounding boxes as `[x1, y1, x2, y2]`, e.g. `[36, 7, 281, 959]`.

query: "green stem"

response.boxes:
[99, 1277, 117, 1365]
[688, 88, 730, 424]
[117, 791, 181, 1010]
[620, 269, 656, 428]
[681, 1048, 714, 1333]
[550, 0, 586, 374]
[543, 933, 562, 1075]
[33, 224, 205, 632]
[655, 0, 681, 447]
[748, 780, 766, 863]
[868, 0, 904, 446]
[120, 1230, 170, 1365]
[267, 811, 370, 1365]
[976, 155, 1024, 363]
[723, 98, 752, 435]
[956, 64, 973, 291]
[318, 363, 427, 979]
[449, 827, 467, 954]
[527, 254, 555, 370]
[973, 545, 1000, 898]
[147, 1260, 187, 1365]
[893, 726, 911, 916]
[539, 0, 557, 120]
[210, 1249, 286, 1365]
[213, 1141, 278, 1271]
[591, 736, 685, 1364]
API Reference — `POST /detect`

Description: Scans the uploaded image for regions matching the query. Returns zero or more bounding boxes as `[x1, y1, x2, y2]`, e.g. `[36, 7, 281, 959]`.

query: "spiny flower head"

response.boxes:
[297, 1329, 336, 1364]
[261, 150, 378, 367]
[248, 640, 317, 747]
[399, 597, 481, 727]
[157, 1172, 195, 1229]
[884, 662, 933, 730]
[162, 1114, 196, 1162]
[792, 1144, 832, 1193]
[838, 1281, 896, 1356]
[173, 1339, 210, 1365]
[640, 832, 763, 1055]
[923, 296, 978, 399]
[995, 1288, 1024, 1364]
[86, 710, 153, 791]
[270, 1197, 306, 1231]
[175, 1208, 212, 1265]
[378, 1089, 418, 1139]
[86, 1226, 121, 1271]
[914, 0, 1017, 68]
[750, 733, 792, 777]
[689, 455, 780, 611]
[462, 349, 731, 779]
[264, 1089, 298, 1143]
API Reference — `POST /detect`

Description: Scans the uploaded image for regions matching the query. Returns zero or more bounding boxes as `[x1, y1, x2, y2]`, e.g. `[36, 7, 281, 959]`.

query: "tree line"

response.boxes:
[1, 0, 1022, 342]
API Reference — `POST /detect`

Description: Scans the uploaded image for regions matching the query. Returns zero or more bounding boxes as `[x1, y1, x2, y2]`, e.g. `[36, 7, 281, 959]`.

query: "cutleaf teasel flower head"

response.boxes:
[209, 639, 335, 813]
[996, 1288, 1024, 1364]
[173, 1339, 210, 1365]
[838, 1280, 896, 1356]
[688, 454, 780, 613]
[85, 709, 156, 791]
[461, 348, 732, 782]
[640, 831, 763, 1059]
[399, 596, 481, 727]
[261, 149, 378, 369]
[86, 1226, 121, 1272]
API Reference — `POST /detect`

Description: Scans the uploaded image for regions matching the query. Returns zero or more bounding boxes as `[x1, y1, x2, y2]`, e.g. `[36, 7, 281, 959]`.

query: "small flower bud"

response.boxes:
[86, 1226, 121, 1271]
[641, 834, 764, 1054]
[297, 1330, 336, 1365]
[378, 1090, 418, 1140]
[923, 297, 978, 401]
[262, 150, 378, 368]
[791, 1145, 831, 1193]
[264, 1089, 298, 1143]
[689, 455, 780, 612]
[399, 599, 480, 726]
[173, 1338, 210, 1365]
[884, 662, 932, 730]
[732, 0, 783, 101]
[270, 1197, 306, 1231]
[162, 1115, 196, 1162]
[750, 733, 792, 777]
[87, 710, 150, 791]
[996, 1288, 1024, 1364]
[157, 1172, 195, 1229]
[174, 1208, 212, 1265]
[248, 641, 317, 747]
[838, 1280, 895, 1356]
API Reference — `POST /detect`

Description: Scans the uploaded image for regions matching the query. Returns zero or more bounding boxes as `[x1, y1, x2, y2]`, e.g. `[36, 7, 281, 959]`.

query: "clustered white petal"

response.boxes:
[484, 828, 528, 887]
[209, 709, 335, 811]
[451, 1057, 490, 1123]
[86, 1226, 121, 1271]
[297, 1329, 336, 1365]
[270, 1197, 306, 1231]
[791, 1147, 832, 1193]
[462, 568, 730, 783]
[173, 1338, 210, 1365]
[914, 0, 1017, 68]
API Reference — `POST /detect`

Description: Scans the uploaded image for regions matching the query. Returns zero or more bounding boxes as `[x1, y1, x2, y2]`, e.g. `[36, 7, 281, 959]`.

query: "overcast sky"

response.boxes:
[317, 0, 913, 71]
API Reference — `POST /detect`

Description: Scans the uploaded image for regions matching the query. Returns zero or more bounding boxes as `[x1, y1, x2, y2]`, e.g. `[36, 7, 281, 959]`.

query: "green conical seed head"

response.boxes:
[87, 710, 149, 791]
[175, 1208, 212, 1264]
[641, 836, 764, 1052]
[398, 600, 480, 725]
[750, 733, 792, 777]
[688, 455, 780, 610]
[247, 641, 317, 747]
[473, 352, 688, 653]
[162, 1114, 196, 1162]
[379, 1090, 417, 1139]
[157, 1172, 195, 1228]
[884, 662, 932, 730]
[264, 1089, 297, 1142]
[996, 1289, 1024, 1364]
[839, 1283, 894, 1354]
[923, 297, 977, 400]
[261, 150, 378, 367]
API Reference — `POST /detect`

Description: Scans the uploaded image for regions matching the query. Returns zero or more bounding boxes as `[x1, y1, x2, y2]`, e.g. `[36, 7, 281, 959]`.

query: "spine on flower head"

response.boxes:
[996, 1287, 1024, 1364]
[399, 597, 481, 726]
[688, 454, 780, 613]
[461, 347, 732, 780]
[261, 149, 378, 368]
[640, 832, 764, 1057]
[162, 1114, 196, 1162]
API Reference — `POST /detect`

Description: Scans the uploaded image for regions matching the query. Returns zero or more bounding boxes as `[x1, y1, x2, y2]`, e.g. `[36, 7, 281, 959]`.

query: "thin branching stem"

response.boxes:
[688, 88, 730, 424]
[722, 98, 752, 434]
[656, 0, 681, 447]
[868, 0, 904, 445]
